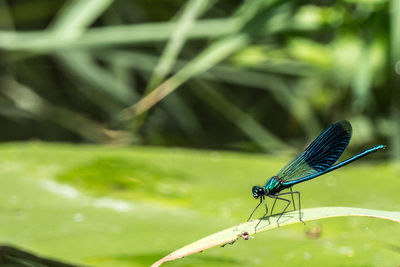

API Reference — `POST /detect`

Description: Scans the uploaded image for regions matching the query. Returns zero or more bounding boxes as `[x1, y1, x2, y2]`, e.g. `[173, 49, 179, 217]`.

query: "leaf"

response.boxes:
[151, 207, 400, 267]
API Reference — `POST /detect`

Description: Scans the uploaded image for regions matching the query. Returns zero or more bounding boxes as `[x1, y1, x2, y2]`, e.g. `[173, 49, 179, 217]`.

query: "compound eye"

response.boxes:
[252, 186, 260, 198]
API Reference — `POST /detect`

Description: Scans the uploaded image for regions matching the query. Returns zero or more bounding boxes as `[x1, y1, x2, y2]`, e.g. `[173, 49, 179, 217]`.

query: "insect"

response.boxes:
[248, 120, 386, 226]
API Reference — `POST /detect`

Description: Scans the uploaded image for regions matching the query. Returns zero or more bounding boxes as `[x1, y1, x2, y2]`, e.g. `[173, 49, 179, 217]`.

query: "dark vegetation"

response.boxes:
[1, 0, 398, 156]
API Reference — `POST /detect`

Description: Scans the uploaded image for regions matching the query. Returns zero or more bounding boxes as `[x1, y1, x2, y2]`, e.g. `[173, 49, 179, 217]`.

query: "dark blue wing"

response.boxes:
[276, 120, 352, 182]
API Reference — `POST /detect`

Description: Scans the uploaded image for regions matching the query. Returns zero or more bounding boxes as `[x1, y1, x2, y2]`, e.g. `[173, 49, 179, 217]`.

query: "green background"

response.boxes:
[0, 0, 400, 266]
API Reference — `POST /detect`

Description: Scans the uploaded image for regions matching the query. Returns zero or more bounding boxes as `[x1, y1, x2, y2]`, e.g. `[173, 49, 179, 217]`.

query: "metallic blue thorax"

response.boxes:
[263, 176, 285, 195]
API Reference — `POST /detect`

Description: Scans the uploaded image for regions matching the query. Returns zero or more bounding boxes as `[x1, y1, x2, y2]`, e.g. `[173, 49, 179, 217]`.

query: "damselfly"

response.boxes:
[249, 120, 386, 226]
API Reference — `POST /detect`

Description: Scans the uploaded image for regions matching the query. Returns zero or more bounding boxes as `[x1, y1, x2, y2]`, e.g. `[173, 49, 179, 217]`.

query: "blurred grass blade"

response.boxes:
[99, 50, 320, 136]
[233, 0, 279, 27]
[0, 0, 276, 52]
[147, 0, 212, 90]
[199, 65, 321, 137]
[151, 207, 400, 267]
[142, 0, 213, 135]
[191, 80, 291, 152]
[0, 18, 242, 51]
[48, 0, 113, 36]
[121, 34, 249, 118]
[109, 55, 138, 93]
[57, 51, 137, 105]
[203, 67, 321, 137]
[351, 44, 374, 112]
[2, 78, 126, 143]
[147, 0, 272, 91]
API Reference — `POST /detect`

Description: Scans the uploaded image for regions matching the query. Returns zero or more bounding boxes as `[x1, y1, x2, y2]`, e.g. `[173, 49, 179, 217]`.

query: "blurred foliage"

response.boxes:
[0, 0, 399, 155]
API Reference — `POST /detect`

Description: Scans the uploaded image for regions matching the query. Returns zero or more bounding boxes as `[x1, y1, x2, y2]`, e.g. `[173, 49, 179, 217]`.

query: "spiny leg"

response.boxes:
[254, 197, 269, 231]
[269, 197, 278, 216]
[270, 189, 296, 216]
[263, 196, 268, 216]
[268, 195, 291, 227]
[272, 190, 304, 225]
[247, 198, 263, 221]
[290, 190, 305, 225]
[290, 187, 296, 210]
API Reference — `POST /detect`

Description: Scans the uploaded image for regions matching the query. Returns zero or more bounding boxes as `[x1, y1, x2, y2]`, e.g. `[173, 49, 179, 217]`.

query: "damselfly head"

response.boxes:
[252, 186, 264, 198]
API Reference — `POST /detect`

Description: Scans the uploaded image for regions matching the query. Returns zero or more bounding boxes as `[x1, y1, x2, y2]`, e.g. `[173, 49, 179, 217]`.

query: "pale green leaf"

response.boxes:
[152, 207, 400, 267]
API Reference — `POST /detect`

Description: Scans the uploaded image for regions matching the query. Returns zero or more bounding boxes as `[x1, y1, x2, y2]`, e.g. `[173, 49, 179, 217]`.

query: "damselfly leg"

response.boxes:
[247, 198, 263, 221]
[269, 189, 305, 225]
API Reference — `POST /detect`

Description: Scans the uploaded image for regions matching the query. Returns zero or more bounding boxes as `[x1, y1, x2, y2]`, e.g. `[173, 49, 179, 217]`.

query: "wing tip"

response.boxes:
[335, 120, 352, 136]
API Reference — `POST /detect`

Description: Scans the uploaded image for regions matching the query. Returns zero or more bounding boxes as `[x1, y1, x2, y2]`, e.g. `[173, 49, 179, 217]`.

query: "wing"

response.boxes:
[276, 120, 352, 182]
